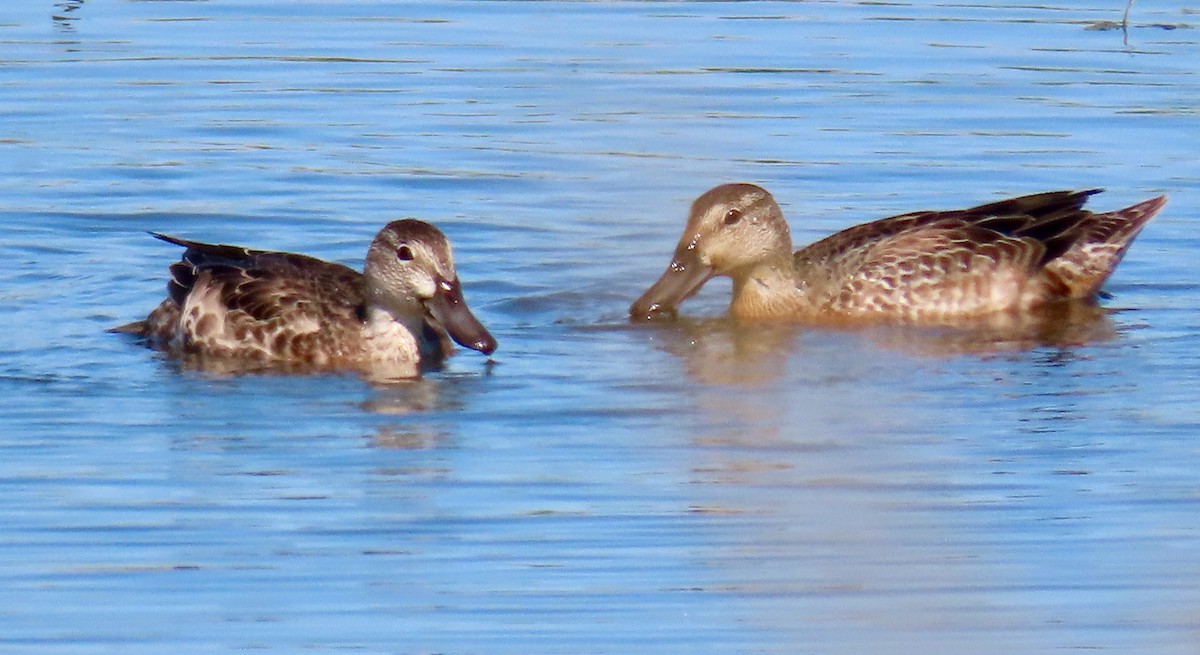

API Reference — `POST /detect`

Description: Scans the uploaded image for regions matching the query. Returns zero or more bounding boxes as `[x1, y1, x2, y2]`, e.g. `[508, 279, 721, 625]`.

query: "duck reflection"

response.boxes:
[638, 300, 1120, 386]
[361, 376, 462, 416]
[159, 348, 492, 388]
[647, 306, 1132, 647]
[860, 301, 1119, 359]
[637, 317, 802, 386]
[363, 376, 479, 450]
[370, 425, 448, 451]
[161, 355, 468, 449]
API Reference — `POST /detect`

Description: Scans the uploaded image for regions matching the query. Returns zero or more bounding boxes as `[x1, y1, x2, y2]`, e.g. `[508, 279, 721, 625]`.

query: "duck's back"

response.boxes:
[790, 190, 1164, 321]
[124, 235, 370, 365]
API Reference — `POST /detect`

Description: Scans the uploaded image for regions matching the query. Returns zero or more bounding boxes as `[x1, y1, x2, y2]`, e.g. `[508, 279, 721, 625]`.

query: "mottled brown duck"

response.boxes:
[631, 184, 1166, 324]
[116, 219, 496, 379]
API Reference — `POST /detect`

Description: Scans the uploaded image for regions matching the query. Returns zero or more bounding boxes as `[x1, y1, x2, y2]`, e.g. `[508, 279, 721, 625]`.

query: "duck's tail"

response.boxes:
[109, 298, 179, 342]
[109, 320, 148, 335]
[1046, 194, 1167, 299]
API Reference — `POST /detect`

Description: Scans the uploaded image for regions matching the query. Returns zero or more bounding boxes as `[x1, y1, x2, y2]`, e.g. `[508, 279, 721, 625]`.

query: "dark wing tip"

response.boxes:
[149, 232, 198, 249]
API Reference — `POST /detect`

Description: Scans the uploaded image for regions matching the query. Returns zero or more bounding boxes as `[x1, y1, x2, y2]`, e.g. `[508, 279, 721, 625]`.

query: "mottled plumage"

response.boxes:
[631, 184, 1166, 324]
[115, 220, 496, 379]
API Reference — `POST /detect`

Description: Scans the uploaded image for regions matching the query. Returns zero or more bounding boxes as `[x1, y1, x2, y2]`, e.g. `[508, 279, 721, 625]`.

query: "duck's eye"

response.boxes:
[396, 245, 414, 261]
[723, 208, 743, 225]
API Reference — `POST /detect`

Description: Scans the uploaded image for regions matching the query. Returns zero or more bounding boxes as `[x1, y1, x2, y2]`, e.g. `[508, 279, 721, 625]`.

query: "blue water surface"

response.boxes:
[1, 1, 1199, 653]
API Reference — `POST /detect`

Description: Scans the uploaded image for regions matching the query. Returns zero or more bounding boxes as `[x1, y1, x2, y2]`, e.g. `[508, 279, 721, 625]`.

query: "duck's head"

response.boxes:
[630, 183, 793, 320]
[365, 220, 497, 355]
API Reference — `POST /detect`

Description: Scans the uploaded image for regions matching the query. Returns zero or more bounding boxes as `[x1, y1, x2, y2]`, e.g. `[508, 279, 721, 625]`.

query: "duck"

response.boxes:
[115, 219, 497, 378]
[631, 183, 1166, 324]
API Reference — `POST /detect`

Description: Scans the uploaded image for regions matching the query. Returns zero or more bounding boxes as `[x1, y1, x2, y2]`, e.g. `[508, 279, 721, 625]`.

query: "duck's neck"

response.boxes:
[363, 302, 425, 356]
[729, 259, 803, 320]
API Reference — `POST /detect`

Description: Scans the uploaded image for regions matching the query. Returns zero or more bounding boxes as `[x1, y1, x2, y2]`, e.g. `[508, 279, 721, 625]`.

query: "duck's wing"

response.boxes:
[794, 190, 1108, 319]
[951, 190, 1165, 298]
[150, 233, 363, 317]
[956, 189, 1102, 225]
[812, 217, 1056, 319]
[159, 234, 363, 316]
[188, 259, 365, 325]
[126, 235, 366, 359]
[795, 189, 1099, 271]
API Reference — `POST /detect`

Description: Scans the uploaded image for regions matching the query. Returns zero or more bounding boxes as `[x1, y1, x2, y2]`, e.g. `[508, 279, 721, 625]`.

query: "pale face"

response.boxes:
[683, 184, 792, 273]
[631, 183, 793, 319]
[365, 219, 496, 355]
[366, 221, 455, 305]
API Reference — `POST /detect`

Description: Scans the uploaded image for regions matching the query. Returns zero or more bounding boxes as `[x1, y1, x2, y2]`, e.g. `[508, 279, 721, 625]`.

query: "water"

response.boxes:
[2, 1, 1199, 653]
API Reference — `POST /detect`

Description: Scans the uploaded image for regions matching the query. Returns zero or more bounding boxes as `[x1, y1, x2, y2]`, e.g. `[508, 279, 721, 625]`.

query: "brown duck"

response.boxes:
[631, 184, 1166, 324]
[116, 219, 496, 378]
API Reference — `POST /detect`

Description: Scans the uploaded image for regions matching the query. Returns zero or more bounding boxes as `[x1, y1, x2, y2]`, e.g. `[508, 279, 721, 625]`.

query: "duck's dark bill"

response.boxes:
[630, 303, 678, 321]
[629, 258, 714, 321]
[424, 278, 498, 355]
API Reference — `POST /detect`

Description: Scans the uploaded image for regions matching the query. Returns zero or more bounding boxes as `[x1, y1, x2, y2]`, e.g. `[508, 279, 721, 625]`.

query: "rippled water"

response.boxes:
[2, 1, 1199, 653]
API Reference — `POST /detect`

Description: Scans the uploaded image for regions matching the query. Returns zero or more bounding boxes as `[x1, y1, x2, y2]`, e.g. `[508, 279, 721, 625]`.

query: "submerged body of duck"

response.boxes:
[631, 184, 1166, 324]
[116, 219, 496, 379]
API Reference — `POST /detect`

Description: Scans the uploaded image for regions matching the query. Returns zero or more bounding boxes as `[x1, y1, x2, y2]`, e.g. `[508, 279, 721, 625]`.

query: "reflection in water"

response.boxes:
[660, 306, 1135, 651]
[863, 302, 1119, 359]
[637, 318, 801, 387]
[1084, 0, 1187, 45]
[164, 352, 356, 379]
[51, 0, 85, 33]
[639, 301, 1119, 386]
[120, 334, 476, 451]
[665, 323, 973, 648]
[121, 335, 484, 385]
[363, 377, 461, 450]
[371, 426, 447, 450]
[361, 377, 454, 416]
[142, 349, 420, 383]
